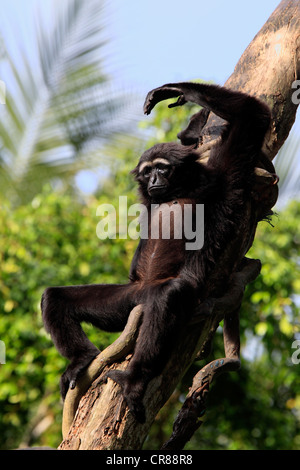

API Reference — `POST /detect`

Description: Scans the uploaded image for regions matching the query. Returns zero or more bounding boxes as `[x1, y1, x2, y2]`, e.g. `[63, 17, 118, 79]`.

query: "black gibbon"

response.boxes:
[42, 81, 272, 423]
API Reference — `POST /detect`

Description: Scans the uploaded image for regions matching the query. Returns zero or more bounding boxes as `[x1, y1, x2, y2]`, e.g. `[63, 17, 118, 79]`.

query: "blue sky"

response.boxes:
[1, 0, 281, 93]
[105, 0, 280, 92]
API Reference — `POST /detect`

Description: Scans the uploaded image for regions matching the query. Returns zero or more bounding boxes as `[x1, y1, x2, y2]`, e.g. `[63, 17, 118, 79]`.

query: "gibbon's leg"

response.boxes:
[107, 278, 197, 423]
[191, 306, 241, 391]
[41, 283, 137, 397]
[177, 107, 210, 146]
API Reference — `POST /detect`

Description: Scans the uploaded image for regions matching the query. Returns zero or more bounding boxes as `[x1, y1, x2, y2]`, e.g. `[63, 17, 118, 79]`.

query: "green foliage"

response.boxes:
[139, 99, 200, 146]
[0, 185, 137, 448]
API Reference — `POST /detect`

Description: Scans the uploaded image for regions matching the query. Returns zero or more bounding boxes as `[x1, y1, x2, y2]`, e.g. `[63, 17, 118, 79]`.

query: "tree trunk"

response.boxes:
[59, 0, 300, 450]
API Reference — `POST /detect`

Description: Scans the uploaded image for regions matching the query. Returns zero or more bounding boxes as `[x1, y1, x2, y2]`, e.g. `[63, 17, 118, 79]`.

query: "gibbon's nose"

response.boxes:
[150, 172, 157, 185]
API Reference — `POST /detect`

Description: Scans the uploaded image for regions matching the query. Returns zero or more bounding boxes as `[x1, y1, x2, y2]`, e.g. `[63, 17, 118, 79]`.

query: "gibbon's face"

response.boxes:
[132, 142, 199, 202]
[137, 157, 174, 198]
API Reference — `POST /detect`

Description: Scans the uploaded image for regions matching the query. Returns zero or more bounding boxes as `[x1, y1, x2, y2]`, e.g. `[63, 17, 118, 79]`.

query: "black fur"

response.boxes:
[41, 82, 271, 423]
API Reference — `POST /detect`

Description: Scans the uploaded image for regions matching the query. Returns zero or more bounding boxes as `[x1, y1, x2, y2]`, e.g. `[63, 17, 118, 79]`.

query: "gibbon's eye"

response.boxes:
[140, 165, 152, 178]
[156, 164, 171, 176]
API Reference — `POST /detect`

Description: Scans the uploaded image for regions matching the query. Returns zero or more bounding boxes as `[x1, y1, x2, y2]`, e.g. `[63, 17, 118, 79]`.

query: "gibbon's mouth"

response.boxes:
[148, 185, 168, 196]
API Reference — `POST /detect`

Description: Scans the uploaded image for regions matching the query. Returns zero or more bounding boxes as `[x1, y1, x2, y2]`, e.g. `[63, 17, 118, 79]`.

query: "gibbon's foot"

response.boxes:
[106, 369, 146, 424]
[177, 129, 199, 146]
[60, 348, 100, 399]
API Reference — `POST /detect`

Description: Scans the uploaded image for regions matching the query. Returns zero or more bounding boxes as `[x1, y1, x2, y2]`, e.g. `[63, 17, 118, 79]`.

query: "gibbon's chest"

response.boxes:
[136, 198, 200, 282]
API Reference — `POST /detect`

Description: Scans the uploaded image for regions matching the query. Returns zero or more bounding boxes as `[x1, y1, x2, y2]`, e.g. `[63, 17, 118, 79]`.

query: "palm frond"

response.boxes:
[0, 0, 130, 205]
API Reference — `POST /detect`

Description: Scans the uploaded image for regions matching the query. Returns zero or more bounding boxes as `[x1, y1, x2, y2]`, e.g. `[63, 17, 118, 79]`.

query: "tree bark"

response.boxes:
[59, 0, 300, 450]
